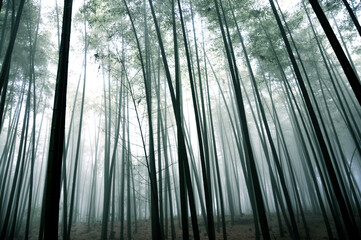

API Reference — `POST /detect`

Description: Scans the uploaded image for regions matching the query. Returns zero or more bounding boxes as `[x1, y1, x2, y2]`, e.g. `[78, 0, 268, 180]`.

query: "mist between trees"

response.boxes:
[0, 0, 360, 239]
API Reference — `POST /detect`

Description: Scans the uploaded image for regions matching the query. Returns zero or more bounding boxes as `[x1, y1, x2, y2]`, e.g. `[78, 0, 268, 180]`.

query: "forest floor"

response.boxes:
[24, 214, 333, 239]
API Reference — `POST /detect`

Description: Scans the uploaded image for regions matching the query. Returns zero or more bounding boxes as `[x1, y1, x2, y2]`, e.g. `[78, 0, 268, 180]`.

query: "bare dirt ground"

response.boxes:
[23, 214, 334, 239]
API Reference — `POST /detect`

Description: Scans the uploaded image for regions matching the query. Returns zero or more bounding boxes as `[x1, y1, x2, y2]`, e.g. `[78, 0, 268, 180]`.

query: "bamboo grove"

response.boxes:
[0, 0, 360, 239]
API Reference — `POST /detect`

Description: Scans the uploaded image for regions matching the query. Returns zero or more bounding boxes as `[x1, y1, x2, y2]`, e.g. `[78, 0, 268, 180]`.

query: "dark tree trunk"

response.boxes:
[42, 0, 73, 239]
[0, 0, 26, 127]
[308, 0, 361, 105]
[177, 0, 215, 239]
[341, 0, 361, 36]
[270, 0, 359, 238]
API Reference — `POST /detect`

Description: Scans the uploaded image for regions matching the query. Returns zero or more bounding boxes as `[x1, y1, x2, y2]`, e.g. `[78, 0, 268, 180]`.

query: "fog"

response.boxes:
[0, 0, 360, 239]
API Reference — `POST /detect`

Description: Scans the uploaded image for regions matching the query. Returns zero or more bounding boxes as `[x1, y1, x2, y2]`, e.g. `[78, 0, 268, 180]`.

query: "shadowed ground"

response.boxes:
[21, 214, 336, 239]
